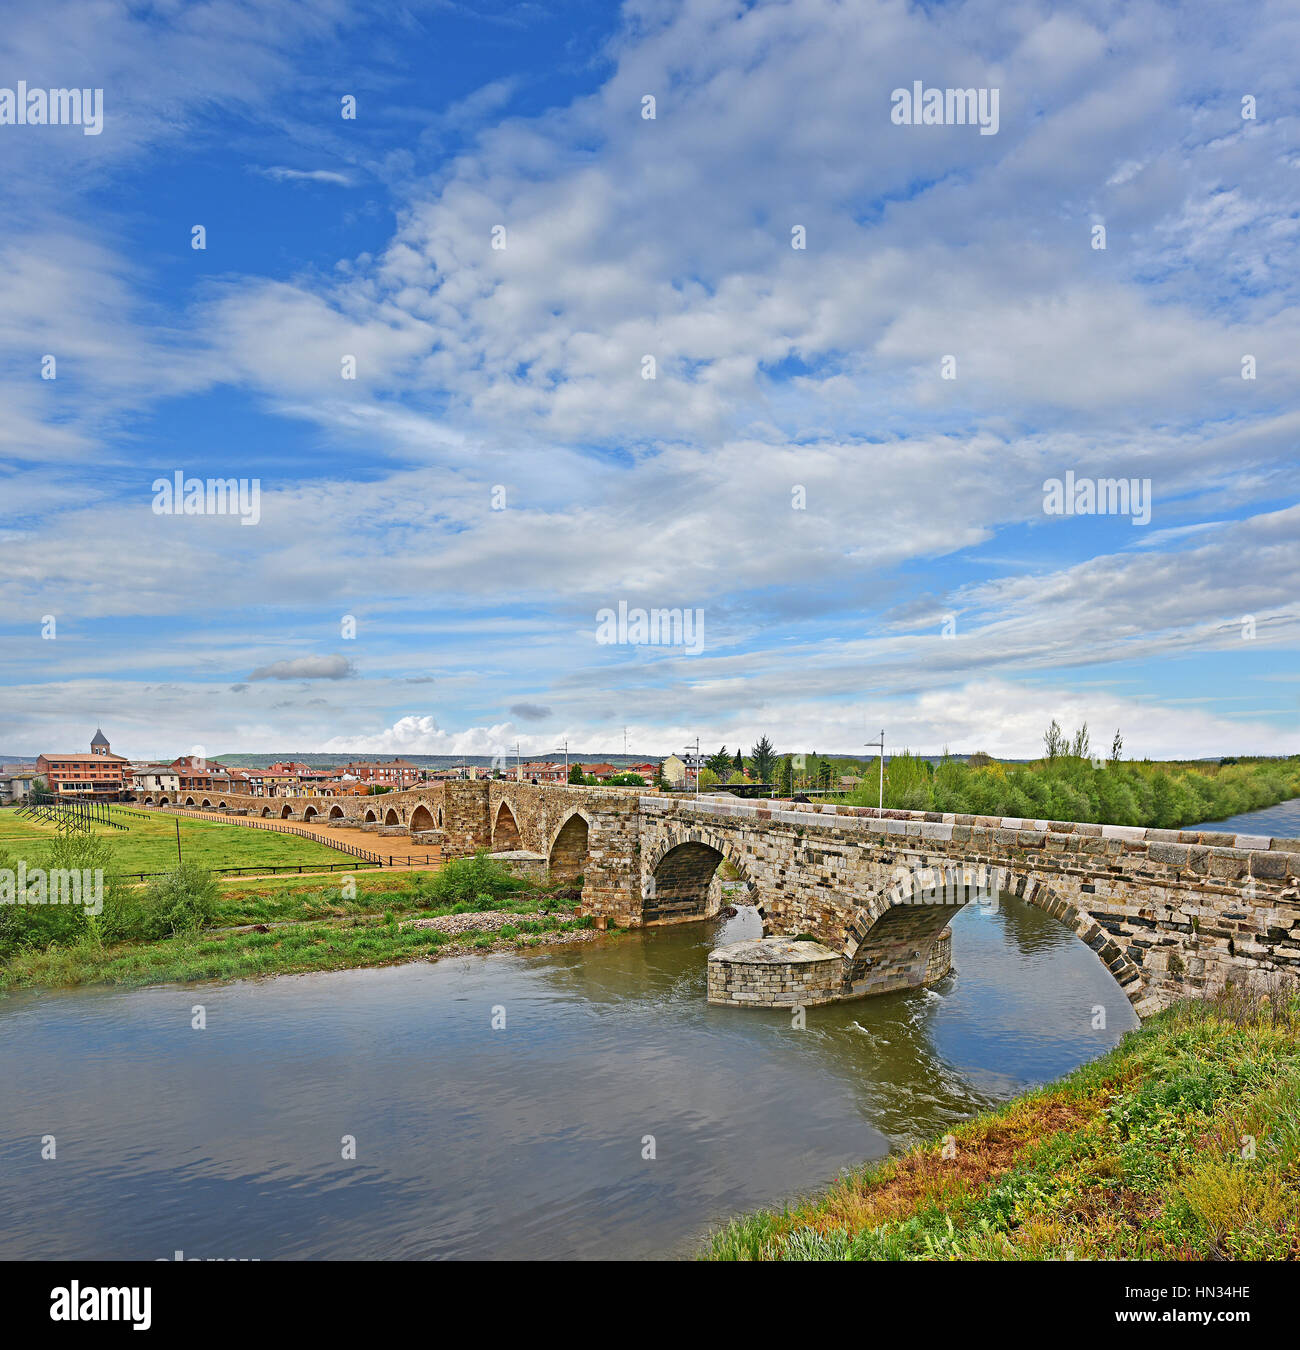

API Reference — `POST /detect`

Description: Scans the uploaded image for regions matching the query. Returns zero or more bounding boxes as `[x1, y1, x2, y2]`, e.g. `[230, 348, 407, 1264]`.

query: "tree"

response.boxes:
[1043, 719, 1067, 761]
[706, 746, 732, 779]
[1110, 729, 1124, 763]
[1070, 721, 1091, 761]
[567, 762, 585, 784]
[776, 755, 793, 797]
[732, 748, 744, 773]
[967, 751, 993, 768]
[750, 735, 776, 783]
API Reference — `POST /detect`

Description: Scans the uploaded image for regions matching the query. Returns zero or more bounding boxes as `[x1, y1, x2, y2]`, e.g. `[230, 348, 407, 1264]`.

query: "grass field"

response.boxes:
[0, 805, 365, 876]
[705, 987, 1300, 1261]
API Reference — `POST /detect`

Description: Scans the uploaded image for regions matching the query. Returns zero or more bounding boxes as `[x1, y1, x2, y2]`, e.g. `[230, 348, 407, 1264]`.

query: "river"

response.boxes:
[0, 799, 1293, 1260]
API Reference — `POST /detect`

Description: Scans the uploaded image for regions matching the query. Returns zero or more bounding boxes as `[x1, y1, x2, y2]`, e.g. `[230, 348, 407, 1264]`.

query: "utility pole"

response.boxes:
[864, 729, 885, 813]
[687, 737, 701, 796]
[563, 738, 569, 782]
[175, 815, 182, 864]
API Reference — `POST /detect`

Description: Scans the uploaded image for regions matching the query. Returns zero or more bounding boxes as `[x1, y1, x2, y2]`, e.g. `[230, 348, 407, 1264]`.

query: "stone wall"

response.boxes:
[707, 937, 844, 1007]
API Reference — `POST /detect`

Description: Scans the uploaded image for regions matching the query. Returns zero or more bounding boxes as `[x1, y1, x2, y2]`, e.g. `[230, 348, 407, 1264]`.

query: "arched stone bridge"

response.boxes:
[140, 780, 1300, 1015]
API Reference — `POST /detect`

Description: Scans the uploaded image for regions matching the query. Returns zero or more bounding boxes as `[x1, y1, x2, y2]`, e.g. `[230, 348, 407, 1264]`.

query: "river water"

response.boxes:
[1, 799, 1293, 1261]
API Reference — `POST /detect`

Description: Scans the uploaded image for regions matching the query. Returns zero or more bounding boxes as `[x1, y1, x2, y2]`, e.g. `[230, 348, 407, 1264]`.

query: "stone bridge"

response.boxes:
[138, 780, 1300, 1015]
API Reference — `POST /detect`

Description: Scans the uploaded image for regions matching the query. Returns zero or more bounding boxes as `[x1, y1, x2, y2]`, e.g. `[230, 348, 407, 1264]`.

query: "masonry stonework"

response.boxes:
[141, 782, 1300, 1016]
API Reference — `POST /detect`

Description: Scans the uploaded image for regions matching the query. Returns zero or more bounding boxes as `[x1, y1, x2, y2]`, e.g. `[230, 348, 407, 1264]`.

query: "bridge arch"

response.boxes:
[184, 797, 195, 806]
[143, 795, 154, 805]
[410, 804, 436, 833]
[384, 808, 400, 826]
[493, 800, 522, 850]
[280, 804, 294, 819]
[201, 798, 211, 808]
[302, 805, 319, 822]
[158, 797, 169, 806]
[363, 808, 378, 823]
[645, 831, 756, 925]
[217, 800, 228, 811]
[844, 862, 1145, 1005]
[548, 811, 591, 884]
[329, 805, 345, 820]
[261, 806, 273, 817]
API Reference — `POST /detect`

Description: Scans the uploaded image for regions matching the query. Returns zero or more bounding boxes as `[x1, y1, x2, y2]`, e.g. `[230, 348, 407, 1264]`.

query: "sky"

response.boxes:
[1, 0, 1297, 763]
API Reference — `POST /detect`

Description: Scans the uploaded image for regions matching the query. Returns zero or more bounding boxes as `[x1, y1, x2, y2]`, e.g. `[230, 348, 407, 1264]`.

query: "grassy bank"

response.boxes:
[706, 987, 1300, 1261]
[837, 753, 1300, 831]
[0, 906, 596, 991]
[0, 844, 596, 992]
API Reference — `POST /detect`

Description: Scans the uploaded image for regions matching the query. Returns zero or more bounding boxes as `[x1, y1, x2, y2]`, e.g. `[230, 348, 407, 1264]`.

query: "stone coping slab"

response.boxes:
[708, 937, 840, 965]
[646, 794, 1298, 858]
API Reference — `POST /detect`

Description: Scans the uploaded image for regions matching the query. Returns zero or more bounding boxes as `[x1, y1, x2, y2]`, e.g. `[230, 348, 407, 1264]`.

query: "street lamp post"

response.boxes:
[864, 729, 885, 813]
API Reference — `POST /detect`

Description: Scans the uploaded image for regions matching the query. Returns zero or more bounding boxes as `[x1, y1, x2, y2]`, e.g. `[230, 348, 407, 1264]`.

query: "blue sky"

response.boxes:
[1, 0, 1298, 762]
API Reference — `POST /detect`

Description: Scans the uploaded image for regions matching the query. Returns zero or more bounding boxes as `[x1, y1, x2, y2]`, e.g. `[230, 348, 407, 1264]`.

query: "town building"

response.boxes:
[518, 760, 568, 783]
[660, 754, 707, 788]
[36, 729, 133, 799]
[343, 758, 422, 789]
[0, 767, 39, 804]
[131, 763, 181, 797]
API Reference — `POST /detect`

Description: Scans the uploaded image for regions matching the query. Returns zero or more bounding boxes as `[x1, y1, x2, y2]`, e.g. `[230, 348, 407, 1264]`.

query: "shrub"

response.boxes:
[421, 851, 527, 907]
[0, 833, 128, 954]
[114, 863, 219, 941]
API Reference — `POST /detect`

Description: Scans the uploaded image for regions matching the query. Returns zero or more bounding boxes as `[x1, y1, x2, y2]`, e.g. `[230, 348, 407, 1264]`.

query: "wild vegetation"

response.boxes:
[0, 831, 593, 992]
[838, 745, 1300, 829]
[706, 986, 1300, 1261]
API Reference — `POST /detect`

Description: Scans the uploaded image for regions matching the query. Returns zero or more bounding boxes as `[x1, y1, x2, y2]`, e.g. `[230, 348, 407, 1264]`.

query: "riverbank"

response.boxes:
[0, 850, 610, 993]
[0, 900, 604, 991]
[705, 985, 1300, 1260]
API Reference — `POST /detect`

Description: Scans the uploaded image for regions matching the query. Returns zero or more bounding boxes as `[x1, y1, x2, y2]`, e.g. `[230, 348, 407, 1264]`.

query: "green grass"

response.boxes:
[209, 870, 580, 928]
[0, 904, 596, 991]
[0, 804, 364, 876]
[705, 986, 1300, 1261]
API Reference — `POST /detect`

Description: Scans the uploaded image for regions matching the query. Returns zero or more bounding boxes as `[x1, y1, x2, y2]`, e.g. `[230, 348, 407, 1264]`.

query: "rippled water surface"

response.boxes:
[0, 892, 1141, 1260]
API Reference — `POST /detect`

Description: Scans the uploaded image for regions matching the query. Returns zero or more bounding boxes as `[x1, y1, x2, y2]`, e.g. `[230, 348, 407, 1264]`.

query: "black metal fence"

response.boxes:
[15, 792, 127, 833]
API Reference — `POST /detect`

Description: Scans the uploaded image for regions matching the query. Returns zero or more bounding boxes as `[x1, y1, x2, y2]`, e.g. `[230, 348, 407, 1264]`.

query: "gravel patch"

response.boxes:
[402, 908, 576, 937]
